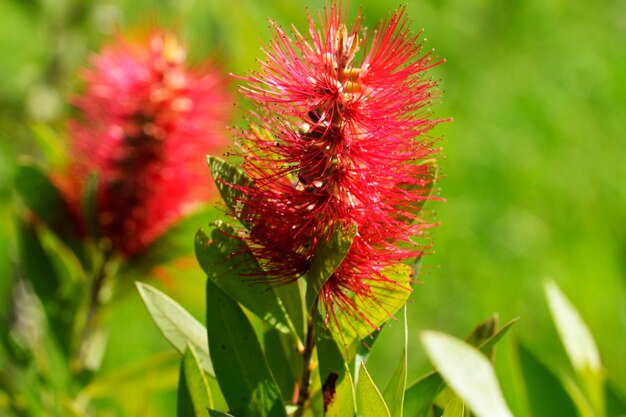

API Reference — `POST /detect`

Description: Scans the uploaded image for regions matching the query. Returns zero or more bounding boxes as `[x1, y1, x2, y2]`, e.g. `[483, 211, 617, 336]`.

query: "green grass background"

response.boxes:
[1, 0, 625, 415]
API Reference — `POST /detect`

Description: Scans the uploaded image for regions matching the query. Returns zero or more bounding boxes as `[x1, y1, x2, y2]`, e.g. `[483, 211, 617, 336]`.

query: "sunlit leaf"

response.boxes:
[136, 282, 214, 376]
[401, 159, 439, 219]
[544, 280, 604, 415]
[83, 351, 180, 398]
[207, 156, 253, 228]
[29, 123, 67, 168]
[316, 316, 356, 417]
[383, 306, 408, 417]
[357, 363, 391, 417]
[206, 279, 287, 417]
[195, 222, 301, 341]
[420, 331, 514, 417]
[330, 263, 413, 356]
[178, 344, 213, 417]
[544, 280, 601, 373]
[442, 394, 465, 417]
[208, 411, 234, 417]
[305, 223, 356, 312]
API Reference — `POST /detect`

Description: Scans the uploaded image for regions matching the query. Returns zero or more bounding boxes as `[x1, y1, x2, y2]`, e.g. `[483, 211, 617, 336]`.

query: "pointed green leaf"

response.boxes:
[383, 307, 408, 417]
[207, 156, 253, 228]
[403, 317, 516, 417]
[136, 282, 214, 376]
[305, 223, 357, 312]
[465, 314, 498, 348]
[545, 280, 604, 415]
[29, 124, 67, 168]
[330, 263, 413, 355]
[264, 328, 298, 401]
[477, 318, 519, 357]
[81, 172, 99, 239]
[420, 331, 514, 417]
[14, 161, 78, 239]
[195, 223, 302, 341]
[178, 344, 213, 417]
[544, 280, 601, 374]
[442, 394, 465, 417]
[606, 380, 626, 416]
[208, 410, 235, 417]
[403, 372, 444, 417]
[515, 341, 577, 417]
[316, 320, 356, 417]
[206, 279, 287, 417]
[357, 363, 391, 417]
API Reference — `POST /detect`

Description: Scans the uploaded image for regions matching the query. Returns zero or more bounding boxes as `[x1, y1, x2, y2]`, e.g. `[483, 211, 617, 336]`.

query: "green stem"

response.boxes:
[75, 250, 112, 372]
[294, 299, 318, 417]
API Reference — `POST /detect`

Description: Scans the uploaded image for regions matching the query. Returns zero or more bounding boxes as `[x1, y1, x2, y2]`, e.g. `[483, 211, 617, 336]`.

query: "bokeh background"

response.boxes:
[1, 0, 625, 415]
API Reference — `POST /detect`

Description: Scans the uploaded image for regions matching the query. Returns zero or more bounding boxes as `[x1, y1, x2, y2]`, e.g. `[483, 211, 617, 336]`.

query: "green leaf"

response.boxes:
[29, 124, 67, 169]
[383, 307, 408, 417]
[442, 394, 465, 417]
[606, 380, 626, 416]
[420, 331, 514, 417]
[330, 263, 413, 355]
[477, 318, 519, 357]
[320, 361, 357, 417]
[354, 328, 382, 383]
[263, 328, 298, 401]
[357, 363, 391, 417]
[133, 205, 225, 270]
[14, 161, 78, 239]
[402, 159, 439, 218]
[404, 372, 444, 417]
[207, 156, 253, 228]
[205, 279, 287, 417]
[403, 317, 516, 417]
[208, 411, 235, 417]
[195, 223, 301, 341]
[316, 321, 356, 417]
[178, 344, 213, 417]
[515, 341, 577, 417]
[81, 172, 99, 239]
[316, 315, 356, 417]
[544, 280, 602, 374]
[136, 282, 214, 376]
[19, 221, 61, 306]
[544, 280, 604, 415]
[465, 314, 498, 349]
[305, 223, 357, 312]
[83, 351, 180, 398]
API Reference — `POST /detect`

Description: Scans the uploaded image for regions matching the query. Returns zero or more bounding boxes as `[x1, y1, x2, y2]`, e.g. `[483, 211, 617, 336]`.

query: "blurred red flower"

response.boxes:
[231, 4, 446, 324]
[63, 31, 231, 256]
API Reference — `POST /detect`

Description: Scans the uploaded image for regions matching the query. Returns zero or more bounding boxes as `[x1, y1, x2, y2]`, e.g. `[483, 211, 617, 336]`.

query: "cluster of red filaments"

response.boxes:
[66, 32, 231, 256]
[233, 4, 444, 324]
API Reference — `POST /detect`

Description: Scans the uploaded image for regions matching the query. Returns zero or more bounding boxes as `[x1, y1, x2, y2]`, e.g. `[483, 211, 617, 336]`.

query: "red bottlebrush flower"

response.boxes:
[63, 31, 231, 256]
[231, 4, 445, 325]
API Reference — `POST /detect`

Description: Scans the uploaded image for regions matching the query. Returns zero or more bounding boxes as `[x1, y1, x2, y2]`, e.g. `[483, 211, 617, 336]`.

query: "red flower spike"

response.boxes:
[232, 3, 446, 325]
[63, 31, 231, 256]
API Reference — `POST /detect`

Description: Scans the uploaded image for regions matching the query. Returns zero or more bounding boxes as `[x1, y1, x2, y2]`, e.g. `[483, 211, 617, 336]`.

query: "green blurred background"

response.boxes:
[1, 0, 625, 415]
